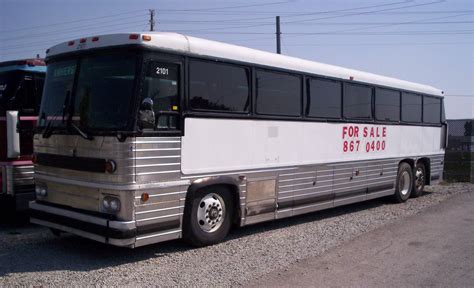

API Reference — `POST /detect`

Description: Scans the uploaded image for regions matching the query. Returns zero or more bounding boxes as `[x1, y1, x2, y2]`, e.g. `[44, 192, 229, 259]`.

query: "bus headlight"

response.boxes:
[35, 183, 48, 197]
[102, 196, 121, 213]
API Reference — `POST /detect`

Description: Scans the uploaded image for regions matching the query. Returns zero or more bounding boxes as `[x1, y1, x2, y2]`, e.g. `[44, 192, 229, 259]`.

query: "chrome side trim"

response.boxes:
[35, 173, 190, 190]
[136, 213, 182, 223]
[135, 206, 184, 214]
[181, 167, 298, 179]
[135, 229, 182, 241]
[134, 191, 187, 199]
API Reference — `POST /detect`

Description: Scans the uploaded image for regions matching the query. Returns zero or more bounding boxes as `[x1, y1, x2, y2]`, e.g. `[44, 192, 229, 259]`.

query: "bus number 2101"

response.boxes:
[156, 67, 169, 75]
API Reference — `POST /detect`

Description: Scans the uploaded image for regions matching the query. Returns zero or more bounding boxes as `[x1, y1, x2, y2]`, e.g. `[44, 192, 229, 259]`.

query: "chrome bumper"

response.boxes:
[29, 201, 136, 247]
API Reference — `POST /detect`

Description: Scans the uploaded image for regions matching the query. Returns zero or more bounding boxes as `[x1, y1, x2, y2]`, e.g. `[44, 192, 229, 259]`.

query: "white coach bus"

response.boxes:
[29, 32, 447, 248]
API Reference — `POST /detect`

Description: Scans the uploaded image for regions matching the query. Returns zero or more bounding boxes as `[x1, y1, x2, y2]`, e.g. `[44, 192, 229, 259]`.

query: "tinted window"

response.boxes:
[74, 54, 136, 130]
[189, 60, 249, 112]
[307, 78, 341, 118]
[423, 96, 441, 124]
[38, 60, 77, 127]
[402, 92, 422, 123]
[344, 83, 372, 119]
[256, 70, 301, 116]
[140, 61, 180, 130]
[441, 99, 446, 122]
[375, 88, 400, 122]
[0, 71, 43, 115]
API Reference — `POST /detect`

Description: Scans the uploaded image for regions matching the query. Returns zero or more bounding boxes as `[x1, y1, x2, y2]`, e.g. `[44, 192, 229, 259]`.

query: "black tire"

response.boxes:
[392, 162, 413, 203]
[411, 162, 426, 198]
[183, 186, 234, 247]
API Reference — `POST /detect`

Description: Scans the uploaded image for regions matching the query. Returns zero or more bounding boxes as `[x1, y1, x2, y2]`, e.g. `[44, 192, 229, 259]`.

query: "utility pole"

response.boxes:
[149, 9, 155, 31]
[276, 16, 281, 54]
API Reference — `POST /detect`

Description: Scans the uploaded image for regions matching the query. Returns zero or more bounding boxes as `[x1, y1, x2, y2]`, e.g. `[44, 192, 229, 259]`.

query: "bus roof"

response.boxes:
[46, 32, 443, 96]
[0, 58, 46, 73]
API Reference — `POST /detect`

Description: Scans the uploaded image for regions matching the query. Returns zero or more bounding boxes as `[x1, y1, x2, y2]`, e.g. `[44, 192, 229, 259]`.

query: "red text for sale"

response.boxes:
[342, 126, 387, 153]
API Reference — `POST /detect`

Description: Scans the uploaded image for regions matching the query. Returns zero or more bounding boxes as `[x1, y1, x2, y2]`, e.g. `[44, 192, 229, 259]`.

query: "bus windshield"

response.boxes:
[38, 53, 137, 132]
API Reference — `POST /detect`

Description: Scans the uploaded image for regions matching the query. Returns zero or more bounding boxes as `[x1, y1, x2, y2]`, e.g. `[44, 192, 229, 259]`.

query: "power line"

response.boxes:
[0, 9, 145, 33]
[285, 0, 446, 24]
[0, 23, 148, 57]
[155, 10, 474, 16]
[277, 42, 474, 47]
[158, 29, 474, 35]
[0, 21, 148, 52]
[318, 11, 473, 36]
[156, 1, 415, 34]
[159, 1, 291, 12]
[157, 20, 474, 26]
[0, 18, 147, 43]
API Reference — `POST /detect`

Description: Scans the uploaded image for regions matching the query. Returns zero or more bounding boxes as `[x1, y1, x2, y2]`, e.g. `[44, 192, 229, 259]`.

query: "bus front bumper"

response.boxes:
[29, 201, 136, 247]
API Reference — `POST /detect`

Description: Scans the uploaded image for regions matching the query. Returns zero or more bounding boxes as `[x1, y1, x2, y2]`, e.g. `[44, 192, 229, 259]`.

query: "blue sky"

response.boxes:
[0, 0, 472, 119]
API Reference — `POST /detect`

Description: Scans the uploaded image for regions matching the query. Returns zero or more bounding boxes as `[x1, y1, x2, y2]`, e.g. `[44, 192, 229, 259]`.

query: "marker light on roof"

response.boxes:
[349, 76, 354, 81]
[68, 41, 75, 46]
[129, 34, 139, 40]
[142, 35, 151, 41]
[92, 37, 99, 42]
[80, 38, 86, 43]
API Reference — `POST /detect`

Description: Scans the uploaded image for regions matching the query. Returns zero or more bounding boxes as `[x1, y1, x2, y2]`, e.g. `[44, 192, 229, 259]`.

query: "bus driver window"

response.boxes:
[140, 61, 179, 131]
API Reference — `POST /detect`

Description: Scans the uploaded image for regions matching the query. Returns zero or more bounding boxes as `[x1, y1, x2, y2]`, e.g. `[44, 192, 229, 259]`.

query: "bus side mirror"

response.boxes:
[6, 110, 20, 158]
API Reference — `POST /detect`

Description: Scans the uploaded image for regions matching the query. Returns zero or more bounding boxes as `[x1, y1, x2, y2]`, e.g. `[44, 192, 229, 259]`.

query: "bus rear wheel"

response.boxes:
[183, 186, 233, 247]
[392, 162, 413, 203]
[411, 162, 426, 198]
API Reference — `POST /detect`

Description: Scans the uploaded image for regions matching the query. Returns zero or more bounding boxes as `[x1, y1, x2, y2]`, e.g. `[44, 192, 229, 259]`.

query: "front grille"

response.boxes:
[36, 153, 107, 173]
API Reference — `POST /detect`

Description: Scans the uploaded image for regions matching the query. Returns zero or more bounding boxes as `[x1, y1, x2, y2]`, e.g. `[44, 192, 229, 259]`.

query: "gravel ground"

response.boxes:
[0, 182, 472, 287]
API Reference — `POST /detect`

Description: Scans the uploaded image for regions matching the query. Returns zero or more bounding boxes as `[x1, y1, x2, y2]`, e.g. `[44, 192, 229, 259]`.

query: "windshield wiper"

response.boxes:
[42, 91, 70, 138]
[70, 121, 93, 140]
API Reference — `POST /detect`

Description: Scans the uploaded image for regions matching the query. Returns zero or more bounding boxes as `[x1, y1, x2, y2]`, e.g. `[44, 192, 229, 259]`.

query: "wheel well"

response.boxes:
[398, 158, 414, 169]
[416, 157, 431, 185]
[187, 184, 241, 225]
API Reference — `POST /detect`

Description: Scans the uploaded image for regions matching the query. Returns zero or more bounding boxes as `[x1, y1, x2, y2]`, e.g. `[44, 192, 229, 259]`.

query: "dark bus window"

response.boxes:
[375, 88, 400, 122]
[141, 61, 180, 130]
[401, 92, 422, 123]
[423, 96, 441, 124]
[189, 60, 249, 112]
[256, 70, 301, 116]
[0, 72, 44, 115]
[39, 60, 77, 127]
[441, 99, 446, 122]
[307, 78, 341, 119]
[343, 83, 373, 119]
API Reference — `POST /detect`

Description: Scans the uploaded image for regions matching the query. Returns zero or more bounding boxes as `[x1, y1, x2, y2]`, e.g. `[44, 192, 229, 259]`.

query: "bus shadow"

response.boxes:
[0, 193, 432, 277]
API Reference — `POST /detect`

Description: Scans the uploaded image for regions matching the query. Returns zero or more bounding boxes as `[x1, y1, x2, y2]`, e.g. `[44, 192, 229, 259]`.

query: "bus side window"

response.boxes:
[140, 61, 179, 131]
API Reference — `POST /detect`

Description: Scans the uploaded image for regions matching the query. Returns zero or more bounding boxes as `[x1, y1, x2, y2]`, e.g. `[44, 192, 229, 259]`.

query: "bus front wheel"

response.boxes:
[393, 162, 413, 203]
[183, 186, 233, 247]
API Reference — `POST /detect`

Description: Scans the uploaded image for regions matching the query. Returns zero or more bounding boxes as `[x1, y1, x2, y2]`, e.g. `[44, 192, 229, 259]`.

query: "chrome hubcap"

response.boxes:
[415, 168, 424, 190]
[197, 193, 225, 233]
[399, 171, 411, 196]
